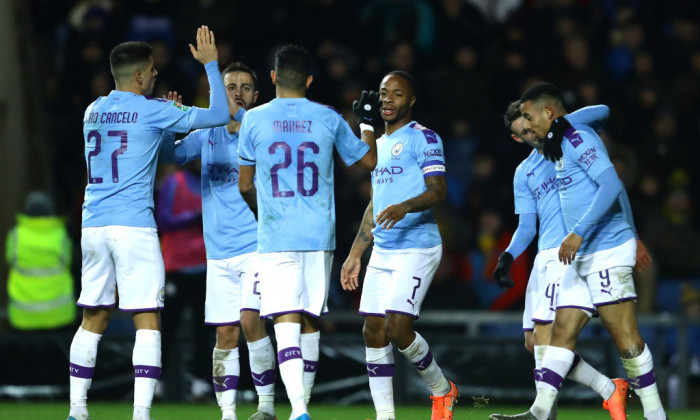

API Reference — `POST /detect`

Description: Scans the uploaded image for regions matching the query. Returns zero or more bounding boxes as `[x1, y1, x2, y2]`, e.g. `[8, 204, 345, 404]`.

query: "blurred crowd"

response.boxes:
[27, 0, 700, 314]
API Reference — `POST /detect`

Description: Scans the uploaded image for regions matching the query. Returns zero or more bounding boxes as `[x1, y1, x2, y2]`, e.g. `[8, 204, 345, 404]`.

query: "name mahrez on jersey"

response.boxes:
[85, 111, 138, 124]
[273, 120, 312, 133]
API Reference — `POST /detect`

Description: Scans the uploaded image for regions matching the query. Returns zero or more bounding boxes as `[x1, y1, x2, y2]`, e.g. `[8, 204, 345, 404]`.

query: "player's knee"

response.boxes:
[362, 317, 385, 341]
[240, 312, 264, 341]
[524, 339, 534, 354]
[215, 325, 240, 349]
[385, 321, 412, 349]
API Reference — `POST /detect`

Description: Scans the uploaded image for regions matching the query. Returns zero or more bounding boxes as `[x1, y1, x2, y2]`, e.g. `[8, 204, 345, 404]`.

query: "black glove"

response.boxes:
[352, 90, 380, 125]
[493, 252, 515, 288]
[542, 117, 572, 162]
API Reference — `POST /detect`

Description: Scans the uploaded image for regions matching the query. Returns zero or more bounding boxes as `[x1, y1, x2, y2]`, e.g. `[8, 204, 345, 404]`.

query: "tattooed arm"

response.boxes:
[340, 199, 374, 291]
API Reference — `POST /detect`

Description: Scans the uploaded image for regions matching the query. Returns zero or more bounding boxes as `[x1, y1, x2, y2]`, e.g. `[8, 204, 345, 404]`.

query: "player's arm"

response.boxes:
[566, 105, 609, 133]
[351, 90, 381, 170]
[341, 199, 375, 291]
[238, 165, 257, 219]
[560, 166, 623, 264]
[189, 27, 229, 128]
[493, 213, 537, 288]
[375, 175, 446, 230]
[354, 127, 377, 170]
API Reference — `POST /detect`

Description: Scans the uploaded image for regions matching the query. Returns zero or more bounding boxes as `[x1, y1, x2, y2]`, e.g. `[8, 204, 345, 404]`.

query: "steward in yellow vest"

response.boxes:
[6, 192, 75, 329]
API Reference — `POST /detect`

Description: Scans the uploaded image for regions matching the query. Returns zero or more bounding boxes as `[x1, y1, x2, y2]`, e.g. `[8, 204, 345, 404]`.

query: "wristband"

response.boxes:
[359, 123, 374, 133]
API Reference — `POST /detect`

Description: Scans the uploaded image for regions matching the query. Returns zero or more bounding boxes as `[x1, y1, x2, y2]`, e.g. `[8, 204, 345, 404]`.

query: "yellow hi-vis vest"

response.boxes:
[6, 214, 75, 329]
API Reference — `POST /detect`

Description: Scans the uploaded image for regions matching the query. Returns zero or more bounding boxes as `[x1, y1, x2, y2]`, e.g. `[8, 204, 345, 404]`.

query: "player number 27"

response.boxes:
[269, 141, 319, 197]
[86, 130, 128, 184]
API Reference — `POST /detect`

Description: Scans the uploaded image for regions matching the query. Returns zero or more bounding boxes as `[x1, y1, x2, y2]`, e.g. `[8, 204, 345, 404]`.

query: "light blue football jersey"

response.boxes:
[237, 97, 369, 253]
[175, 126, 257, 259]
[371, 121, 444, 250]
[511, 106, 610, 252]
[513, 149, 567, 252]
[557, 126, 634, 254]
[81, 91, 212, 228]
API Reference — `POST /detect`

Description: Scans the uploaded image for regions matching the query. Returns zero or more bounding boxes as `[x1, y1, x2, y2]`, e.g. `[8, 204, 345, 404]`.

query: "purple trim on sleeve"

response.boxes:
[303, 360, 318, 372]
[423, 171, 445, 178]
[251, 369, 276, 386]
[421, 159, 445, 168]
[278, 347, 302, 364]
[367, 363, 395, 377]
[213, 375, 239, 392]
[630, 370, 656, 389]
[411, 351, 434, 371]
[69, 363, 95, 379]
[538, 367, 564, 390]
[134, 365, 162, 379]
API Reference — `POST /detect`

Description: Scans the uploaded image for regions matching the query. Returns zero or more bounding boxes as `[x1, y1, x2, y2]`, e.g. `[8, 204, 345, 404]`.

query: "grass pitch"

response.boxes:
[1, 402, 698, 419]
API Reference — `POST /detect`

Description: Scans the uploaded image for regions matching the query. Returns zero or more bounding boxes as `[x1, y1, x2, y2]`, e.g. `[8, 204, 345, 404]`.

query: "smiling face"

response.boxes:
[223, 71, 258, 111]
[379, 74, 415, 126]
[520, 99, 554, 140]
[510, 116, 541, 150]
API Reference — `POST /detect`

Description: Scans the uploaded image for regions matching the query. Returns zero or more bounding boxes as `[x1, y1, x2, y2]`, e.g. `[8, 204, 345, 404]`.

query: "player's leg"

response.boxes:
[111, 226, 165, 420]
[386, 245, 457, 420]
[69, 308, 112, 420]
[241, 310, 276, 420]
[131, 311, 162, 420]
[359, 248, 395, 420]
[206, 257, 249, 420]
[598, 299, 665, 420]
[260, 252, 307, 419]
[213, 324, 242, 420]
[584, 238, 665, 420]
[239, 253, 276, 420]
[69, 227, 116, 420]
[300, 314, 320, 405]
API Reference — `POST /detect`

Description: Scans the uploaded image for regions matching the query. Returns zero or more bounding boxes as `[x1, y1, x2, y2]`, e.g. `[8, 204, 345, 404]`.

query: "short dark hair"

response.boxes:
[274, 45, 312, 90]
[520, 82, 563, 106]
[385, 70, 416, 97]
[503, 100, 521, 131]
[222, 62, 258, 91]
[109, 41, 152, 81]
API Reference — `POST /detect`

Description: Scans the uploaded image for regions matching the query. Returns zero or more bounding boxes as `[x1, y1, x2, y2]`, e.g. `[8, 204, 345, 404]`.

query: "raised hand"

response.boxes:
[352, 90, 380, 125]
[189, 25, 218, 65]
[163, 91, 183, 104]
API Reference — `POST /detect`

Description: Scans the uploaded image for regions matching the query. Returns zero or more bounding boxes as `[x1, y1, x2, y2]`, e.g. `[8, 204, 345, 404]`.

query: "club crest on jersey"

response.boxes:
[158, 287, 166, 303]
[391, 142, 404, 156]
[555, 158, 564, 171]
[172, 101, 190, 112]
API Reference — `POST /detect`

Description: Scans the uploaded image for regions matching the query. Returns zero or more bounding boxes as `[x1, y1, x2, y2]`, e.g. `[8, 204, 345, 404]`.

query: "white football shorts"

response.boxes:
[205, 251, 261, 325]
[522, 247, 563, 331]
[557, 237, 637, 309]
[359, 244, 442, 319]
[79, 226, 165, 311]
[257, 251, 332, 318]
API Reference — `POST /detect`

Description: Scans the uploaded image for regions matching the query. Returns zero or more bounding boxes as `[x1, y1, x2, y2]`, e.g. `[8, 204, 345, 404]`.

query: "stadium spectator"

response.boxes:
[5, 192, 76, 330]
